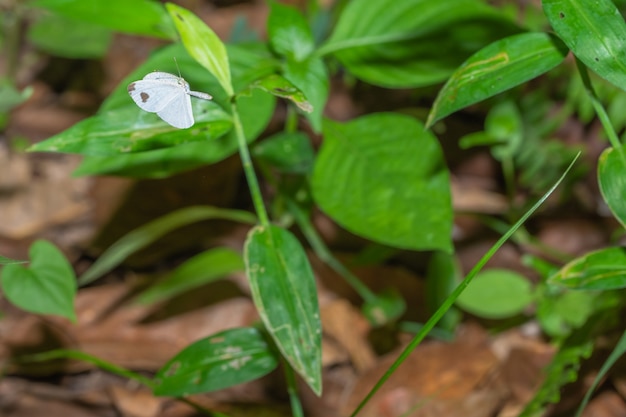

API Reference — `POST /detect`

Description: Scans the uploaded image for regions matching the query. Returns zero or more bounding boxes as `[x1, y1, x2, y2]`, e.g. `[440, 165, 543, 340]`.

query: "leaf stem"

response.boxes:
[231, 101, 270, 226]
[283, 359, 305, 417]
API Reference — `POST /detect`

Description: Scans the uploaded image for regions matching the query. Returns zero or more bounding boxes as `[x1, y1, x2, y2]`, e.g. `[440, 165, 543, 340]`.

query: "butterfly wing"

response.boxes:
[156, 90, 194, 129]
[128, 79, 181, 113]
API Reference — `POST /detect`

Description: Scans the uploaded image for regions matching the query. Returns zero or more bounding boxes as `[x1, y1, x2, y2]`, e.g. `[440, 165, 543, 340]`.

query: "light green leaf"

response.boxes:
[456, 268, 534, 319]
[320, 0, 520, 88]
[598, 146, 626, 228]
[283, 57, 328, 132]
[31, 0, 175, 39]
[1, 240, 77, 321]
[166, 3, 233, 96]
[252, 74, 313, 113]
[79, 206, 256, 286]
[154, 327, 278, 396]
[252, 131, 314, 174]
[427, 32, 568, 127]
[268, 1, 315, 61]
[244, 225, 322, 395]
[543, 0, 626, 91]
[0, 255, 27, 265]
[137, 248, 244, 305]
[548, 247, 626, 290]
[312, 113, 452, 252]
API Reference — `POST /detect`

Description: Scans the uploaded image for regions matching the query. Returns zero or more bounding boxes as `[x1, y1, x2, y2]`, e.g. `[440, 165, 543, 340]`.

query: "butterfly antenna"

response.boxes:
[173, 57, 182, 78]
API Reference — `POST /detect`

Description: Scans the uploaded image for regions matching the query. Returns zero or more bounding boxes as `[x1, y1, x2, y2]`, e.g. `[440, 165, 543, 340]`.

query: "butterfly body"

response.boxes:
[128, 72, 212, 129]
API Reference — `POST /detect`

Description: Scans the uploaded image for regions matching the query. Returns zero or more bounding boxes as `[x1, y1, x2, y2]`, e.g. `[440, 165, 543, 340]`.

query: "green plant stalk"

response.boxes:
[350, 153, 581, 417]
[231, 101, 270, 226]
[283, 359, 305, 417]
[575, 58, 622, 152]
[285, 196, 378, 304]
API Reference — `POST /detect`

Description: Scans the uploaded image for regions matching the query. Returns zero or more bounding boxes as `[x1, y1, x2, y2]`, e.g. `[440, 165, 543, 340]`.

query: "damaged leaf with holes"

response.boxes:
[153, 327, 278, 396]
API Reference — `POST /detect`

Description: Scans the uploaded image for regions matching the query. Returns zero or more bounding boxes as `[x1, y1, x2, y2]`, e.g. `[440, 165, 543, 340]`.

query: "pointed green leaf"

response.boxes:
[320, 0, 520, 87]
[154, 327, 278, 396]
[598, 146, 626, 228]
[548, 247, 626, 290]
[31, 0, 175, 39]
[166, 3, 233, 96]
[0, 255, 27, 265]
[312, 113, 452, 252]
[252, 74, 313, 113]
[268, 2, 315, 61]
[543, 0, 626, 91]
[427, 32, 568, 127]
[252, 131, 315, 174]
[137, 248, 244, 305]
[244, 225, 322, 395]
[1, 240, 77, 321]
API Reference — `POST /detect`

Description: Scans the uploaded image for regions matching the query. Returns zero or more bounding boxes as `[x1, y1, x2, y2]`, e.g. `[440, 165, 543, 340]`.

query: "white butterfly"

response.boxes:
[127, 71, 212, 129]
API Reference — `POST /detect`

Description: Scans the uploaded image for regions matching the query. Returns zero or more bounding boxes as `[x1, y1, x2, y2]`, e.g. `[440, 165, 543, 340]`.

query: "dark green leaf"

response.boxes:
[252, 74, 312, 112]
[31, 0, 175, 39]
[167, 3, 233, 96]
[137, 248, 244, 305]
[1, 240, 76, 321]
[312, 113, 452, 252]
[361, 288, 406, 327]
[598, 146, 626, 228]
[427, 32, 568, 126]
[154, 327, 278, 396]
[548, 247, 626, 290]
[283, 57, 328, 132]
[320, 0, 520, 87]
[252, 131, 314, 174]
[244, 225, 322, 395]
[268, 2, 315, 61]
[543, 0, 626, 91]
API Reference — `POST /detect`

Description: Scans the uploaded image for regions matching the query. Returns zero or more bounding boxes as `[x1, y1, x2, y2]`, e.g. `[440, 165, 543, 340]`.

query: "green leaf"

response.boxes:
[31, 0, 175, 39]
[598, 146, 626, 228]
[252, 131, 315, 174]
[312, 113, 452, 252]
[154, 327, 278, 396]
[30, 104, 232, 156]
[456, 269, 534, 319]
[320, 0, 520, 88]
[252, 74, 312, 113]
[427, 32, 569, 126]
[79, 206, 257, 286]
[361, 288, 406, 327]
[1, 240, 77, 321]
[0, 255, 27, 265]
[136, 248, 244, 305]
[548, 247, 626, 290]
[543, 0, 626, 91]
[244, 225, 322, 395]
[268, 1, 315, 61]
[283, 57, 328, 132]
[166, 3, 233, 96]
[28, 12, 112, 58]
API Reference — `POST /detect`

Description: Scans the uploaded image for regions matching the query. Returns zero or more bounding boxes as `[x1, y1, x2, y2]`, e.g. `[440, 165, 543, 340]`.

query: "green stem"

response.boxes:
[231, 101, 270, 226]
[283, 359, 305, 417]
[575, 58, 622, 151]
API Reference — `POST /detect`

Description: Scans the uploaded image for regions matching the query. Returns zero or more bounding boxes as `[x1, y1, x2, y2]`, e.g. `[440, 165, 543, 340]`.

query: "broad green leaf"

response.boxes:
[320, 0, 520, 88]
[537, 290, 597, 337]
[136, 248, 244, 305]
[251, 74, 312, 113]
[268, 2, 315, 61]
[427, 32, 569, 127]
[244, 225, 322, 395]
[283, 57, 328, 132]
[79, 206, 257, 286]
[166, 3, 233, 96]
[29, 104, 232, 156]
[312, 113, 452, 252]
[548, 247, 626, 290]
[543, 0, 626, 91]
[31, 0, 175, 39]
[598, 146, 626, 228]
[252, 131, 314, 174]
[0, 255, 27, 265]
[154, 327, 278, 396]
[1, 240, 76, 321]
[456, 269, 534, 319]
[28, 12, 112, 58]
